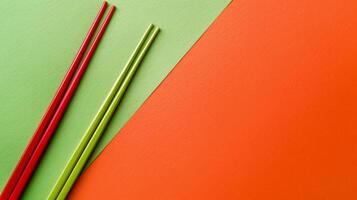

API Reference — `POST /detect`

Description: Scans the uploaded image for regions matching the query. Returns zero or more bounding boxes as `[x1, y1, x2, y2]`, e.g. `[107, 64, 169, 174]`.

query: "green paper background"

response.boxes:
[0, 0, 229, 199]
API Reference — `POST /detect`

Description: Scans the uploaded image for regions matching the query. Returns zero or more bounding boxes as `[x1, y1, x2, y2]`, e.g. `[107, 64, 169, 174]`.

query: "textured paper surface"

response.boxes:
[0, 0, 230, 199]
[69, 0, 357, 199]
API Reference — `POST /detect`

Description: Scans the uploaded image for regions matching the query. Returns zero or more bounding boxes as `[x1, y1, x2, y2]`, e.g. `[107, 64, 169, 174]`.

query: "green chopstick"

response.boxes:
[48, 24, 159, 200]
[48, 23, 155, 200]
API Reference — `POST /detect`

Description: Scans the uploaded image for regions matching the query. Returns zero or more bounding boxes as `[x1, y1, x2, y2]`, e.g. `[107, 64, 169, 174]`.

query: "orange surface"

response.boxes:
[69, 0, 357, 199]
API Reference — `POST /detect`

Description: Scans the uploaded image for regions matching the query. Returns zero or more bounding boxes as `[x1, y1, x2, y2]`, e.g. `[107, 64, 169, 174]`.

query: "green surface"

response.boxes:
[0, 0, 230, 199]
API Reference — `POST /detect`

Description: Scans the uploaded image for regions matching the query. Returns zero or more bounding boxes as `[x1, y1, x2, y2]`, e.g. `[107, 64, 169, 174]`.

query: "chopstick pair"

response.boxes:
[0, 2, 115, 200]
[48, 24, 160, 200]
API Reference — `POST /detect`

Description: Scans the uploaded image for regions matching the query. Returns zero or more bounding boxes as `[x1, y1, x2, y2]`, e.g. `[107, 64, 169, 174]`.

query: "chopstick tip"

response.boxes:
[109, 5, 116, 12]
[152, 24, 160, 32]
[148, 24, 154, 29]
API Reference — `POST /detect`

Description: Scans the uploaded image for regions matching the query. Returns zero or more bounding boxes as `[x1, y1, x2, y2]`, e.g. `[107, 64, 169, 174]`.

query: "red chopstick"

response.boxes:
[0, 2, 108, 200]
[8, 6, 116, 200]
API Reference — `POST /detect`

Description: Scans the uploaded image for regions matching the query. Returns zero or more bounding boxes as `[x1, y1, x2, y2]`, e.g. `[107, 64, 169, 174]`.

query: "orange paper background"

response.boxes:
[69, 0, 357, 199]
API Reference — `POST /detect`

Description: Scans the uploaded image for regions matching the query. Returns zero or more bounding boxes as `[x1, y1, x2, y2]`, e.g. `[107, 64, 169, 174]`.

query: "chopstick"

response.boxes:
[48, 23, 156, 200]
[53, 24, 160, 200]
[0, 2, 108, 200]
[7, 4, 115, 200]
